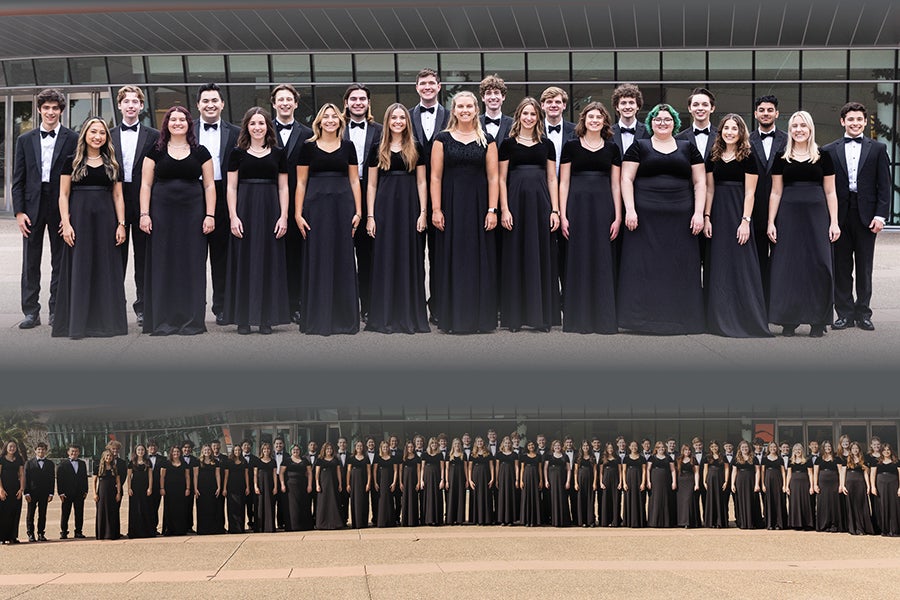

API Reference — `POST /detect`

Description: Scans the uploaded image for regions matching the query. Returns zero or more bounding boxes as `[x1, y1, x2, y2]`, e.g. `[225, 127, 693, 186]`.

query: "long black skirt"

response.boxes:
[618, 175, 704, 334]
[300, 173, 359, 335]
[127, 469, 155, 539]
[315, 467, 344, 530]
[434, 165, 497, 333]
[706, 182, 772, 337]
[844, 470, 874, 535]
[375, 465, 396, 528]
[421, 462, 443, 526]
[400, 464, 419, 527]
[733, 469, 762, 529]
[816, 469, 844, 532]
[574, 465, 595, 527]
[647, 467, 672, 527]
[366, 172, 429, 334]
[500, 165, 560, 331]
[95, 475, 120, 540]
[623, 465, 645, 528]
[52, 186, 128, 339]
[285, 472, 312, 531]
[704, 464, 727, 528]
[563, 172, 618, 333]
[676, 469, 699, 527]
[520, 463, 542, 526]
[143, 178, 208, 335]
[445, 459, 467, 525]
[599, 463, 622, 527]
[763, 468, 787, 529]
[787, 470, 814, 529]
[875, 471, 900, 536]
[223, 179, 290, 328]
[768, 182, 834, 327]
[348, 466, 369, 529]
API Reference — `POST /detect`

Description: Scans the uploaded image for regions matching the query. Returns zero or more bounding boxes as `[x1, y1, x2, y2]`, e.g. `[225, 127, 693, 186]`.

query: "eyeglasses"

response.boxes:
[652, 118, 674, 124]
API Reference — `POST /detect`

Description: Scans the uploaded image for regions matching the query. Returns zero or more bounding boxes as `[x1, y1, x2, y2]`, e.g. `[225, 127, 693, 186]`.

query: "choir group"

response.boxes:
[1, 432, 899, 544]
[13, 70, 891, 338]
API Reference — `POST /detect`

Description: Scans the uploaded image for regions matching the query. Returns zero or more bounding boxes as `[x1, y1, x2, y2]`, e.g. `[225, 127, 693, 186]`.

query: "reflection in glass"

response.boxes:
[572, 52, 614, 82]
[186, 55, 225, 83]
[801, 50, 847, 80]
[755, 50, 798, 80]
[147, 56, 186, 84]
[483, 53, 525, 82]
[397, 53, 438, 83]
[662, 51, 705, 81]
[34, 59, 69, 85]
[708, 51, 751, 81]
[355, 54, 395, 83]
[69, 57, 108, 85]
[107, 56, 146, 84]
[271, 54, 311, 83]
[228, 55, 270, 83]
[440, 53, 481, 84]
[4, 60, 35, 86]
[313, 54, 352, 83]
[527, 52, 570, 82]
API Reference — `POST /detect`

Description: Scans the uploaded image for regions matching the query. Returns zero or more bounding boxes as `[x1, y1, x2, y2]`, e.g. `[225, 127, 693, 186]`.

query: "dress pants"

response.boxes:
[60, 496, 84, 536]
[26, 496, 49, 536]
[21, 184, 64, 317]
[208, 179, 229, 316]
[119, 180, 147, 315]
[834, 194, 877, 321]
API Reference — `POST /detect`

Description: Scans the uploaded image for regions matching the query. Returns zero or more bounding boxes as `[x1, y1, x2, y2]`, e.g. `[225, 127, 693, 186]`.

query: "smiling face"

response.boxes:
[789, 115, 811, 144]
[320, 107, 340, 134]
[688, 93, 714, 126]
[388, 107, 408, 135]
[841, 110, 866, 138]
[197, 90, 224, 123]
[167, 110, 190, 137]
[118, 92, 143, 124]
[518, 103, 538, 131]
[755, 102, 778, 130]
[416, 75, 440, 104]
[541, 95, 565, 124]
[651, 110, 675, 137]
[585, 108, 605, 133]
[345, 90, 369, 121]
[39, 101, 62, 130]
[84, 121, 107, 151]
[616, 96, 638, 122]
[273, 89, 297, 122]
[720, 118, 740, 147]
[452, 95, 477, 124]
[247, 113, 267, 142]
[482, 88, 505, 113]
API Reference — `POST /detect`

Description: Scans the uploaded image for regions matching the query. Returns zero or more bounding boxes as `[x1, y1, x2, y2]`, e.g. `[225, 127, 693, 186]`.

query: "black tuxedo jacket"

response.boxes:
[611, 121, 651, 154]
[114, 457, 128, 486]
[275, 120, 314, 199]
[147, 453, 164, 491]
[343, 120, 383, 213]
[676, 124, 717, 159]
[410, 104, 450, 163]
[12, 126, 78, 220]
[821, 136, 891, 226]
[192, 118, 240, 182]
[748, 129, 788, 222]
[24, 457, 55, 496]
[56, 459, 88, 498]
[110, 124, 160, 192]
[480, 114, 513, 145]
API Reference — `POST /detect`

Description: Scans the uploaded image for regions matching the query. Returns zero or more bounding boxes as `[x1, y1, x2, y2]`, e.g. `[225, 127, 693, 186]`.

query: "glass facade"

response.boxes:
[2, 48, 899, 220]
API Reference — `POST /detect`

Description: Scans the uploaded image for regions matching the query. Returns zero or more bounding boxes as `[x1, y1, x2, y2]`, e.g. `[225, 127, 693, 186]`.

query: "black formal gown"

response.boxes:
[196, 461, 223, 535]
[844, 464, 874, 535]
[705, 156, 772, 337]
[675, 461, 699, 527]
[400, 457, 420, 527]
[143, 146, 212, 335]
[433, 132, 498, 333]
[816, 458, 844, 532]
[127, 461, 154, 538]
[283, 458, 312, 531]
[561, 140, 621, 333]
[623, 456, 646, 528]
[600, 459, 622, 527]
[545, 454, 569, 527]
[874, 461, 900, 536]
[348, 456, 369, 529]
[315, 458, 344, 530]
[494, 452, 517, 525]
[703, 459, 728, 528]
[618, 140, 705, 334]
[445, 455, 467, 525]
[0, 456, 24, 542]
[95, 467, 120, 540]
[365, 145, 429, 334]
[647, 456, 674, 527]
[469, 454, 493, 525]
[498, 138, 560, 331]
[865, 454, 881, 534]
[768, 154, 836, 328]
[760, 457, 786, 529]
[298, 141, 360, 335]
[52, 159, 127, 339]
[787, 460, 814, 530]
[163, 461, 189, 536]
[421, 452, 443, 526]
[224, 460, 248, 533]
[222, 148, 290, 329]
[732, 460, 762, 529]
[573, 457, 595, 527]
[520, 454, 542, 527]
[255, 458, 277, 533]
[374, 456, 396, 528]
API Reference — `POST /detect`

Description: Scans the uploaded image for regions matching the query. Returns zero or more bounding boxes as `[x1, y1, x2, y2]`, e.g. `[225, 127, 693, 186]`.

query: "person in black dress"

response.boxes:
[126, 444, 154, 539]
[139, 106, 216, 335]
[93, 450, 121, 540]
[254, 442, 278, 533]
[866, 437, 883, 534]
[0, 441, 25, 544]
[498, 97, 560, 332]
[295, 103, 362, 335]
[621, 441, 647, 528]
[518, 440, 542, 527]
[760, 442, 787, 530]
[870, 444, 900, 537]
[703, 114, 772, 337]
[468, 437, 494, 525]
[364, 103, 429, 334]
[840, 441, 874, 535]
[223, 444, 249, 533]
[543, 440, 571, 527]
[373, 441, 398, 528]
[346, 441, 370, 529]
[160, 446, 190, 536]
[572, 441, 596, 527]
[430, 91, 500, 333]
[619, 104, 706, 334]
[444, 438, 467, 525]
[767, 110, 841, 337]
[785, 445, 815, 530]
[646, 442, 675, 528]
[494, 437, 519, 526]
[280, 444, 312, 532]
[223, 107, 290, 334]
[420, 438, 445, 526]
[675, 444, 700, 528]
[314, 443, 345, 530]
[703, 441, 729, 529]
[559, 102, 621, 334]
[814, 440, 844, 533]
[195, 444, 224, 535]
[53, 116, 128, 339]
[599, 443, 622, 527]
[400, 442, 421, 527]
[731, 440, 762, 529]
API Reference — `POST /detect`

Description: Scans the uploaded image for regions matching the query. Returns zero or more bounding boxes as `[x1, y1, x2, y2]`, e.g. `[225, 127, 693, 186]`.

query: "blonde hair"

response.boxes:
[309, 103, 345, 141]
[446, 91, 487, 148]
[377, 103, 418, 172]
[783, 110, 820, 163]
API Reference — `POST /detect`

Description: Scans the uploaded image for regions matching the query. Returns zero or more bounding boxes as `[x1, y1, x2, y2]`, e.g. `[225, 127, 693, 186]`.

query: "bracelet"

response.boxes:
[366, 216, 374, 220]
[139, 212, 149, 217]
[551, 210, 560, 215]
[703, 213, 711, 218]
[354, 213, 361, 219]
[117, 221, 125, 227]
[205, 214, 215, 219]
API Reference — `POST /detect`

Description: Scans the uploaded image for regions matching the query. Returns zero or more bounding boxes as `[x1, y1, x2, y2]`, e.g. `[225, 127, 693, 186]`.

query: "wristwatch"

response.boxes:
[487, 207, 497, 214]
[741, 216, 751, 222]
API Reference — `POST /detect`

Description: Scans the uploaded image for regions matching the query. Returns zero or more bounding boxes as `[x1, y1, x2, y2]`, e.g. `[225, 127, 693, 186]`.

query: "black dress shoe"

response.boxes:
[291, 311, 302, 324]
[809, 324, 826, 338]
[857, 318, 875, 331]
[237, 325, 251, 335]
[258, 324, 272, 335]
[27, 534, 35, 542]
[59, 533, 68, 539]
[215, 312, 226, 326]
[19, 314, 41, 329]
[38, 534, 47, 541]
[781, 325, 797, 337]
[136, 312, 144, 327]
[360, 312, 368, 324]
[832, 317, 854, 330]
[73, 532, 86, 538]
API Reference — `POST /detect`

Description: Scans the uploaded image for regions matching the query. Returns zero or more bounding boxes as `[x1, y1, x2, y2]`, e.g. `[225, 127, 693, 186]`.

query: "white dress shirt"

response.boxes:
[759, 129, 775, 161]
[277, 120, 294, 147]
[198, 120, 222, 180]
[617, 120, 637, 153]
[844, 135, 863, 192]
[348, 120, 367, 178]
[119, 123, 139, 183]
[483, 113, 502, 139]
[40, 124, 61, 182]
[419, 105, 437, 141]
[545, 120, 564, 171]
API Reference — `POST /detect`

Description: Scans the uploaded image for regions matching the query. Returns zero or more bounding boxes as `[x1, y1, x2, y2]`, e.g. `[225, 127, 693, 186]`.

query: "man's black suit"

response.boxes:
[546, 120, 577, 308]
[12, 125, 78, 319]
[193, 118, 240, 318]
[611, 121, 651, 155]
[24, 457, 55, 538]
[56, 457, 88, 537]
[677, 123, 718, 292]
[480, 113, 513, 146]
[110, 123, 160, 317]
[147, 452, 164, 532]
[748, 129, 788, 297]
[822, 135, 891, 322]
[344, 120, 384, 320]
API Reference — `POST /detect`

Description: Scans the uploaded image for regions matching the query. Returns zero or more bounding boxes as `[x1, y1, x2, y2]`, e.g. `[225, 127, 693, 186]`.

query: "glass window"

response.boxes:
[271, 54, 311, 83]
[705, 83, 753, 121]
[850, 49, 895, 81]
[617, 51, 660, 82]
[0, 99, 5, 206]
[871, 424, 898, 450]
[755, 50, 799, 80]
[570, 85, 615, 119]
[483, 53, 525, 83]
[148, 86, 189, 125]
[572, 52, 614, 82]
[147, 56, 186, 84]
[4, 60, 35, 86]
[311, 85, 349, 110]
[490, 84, 526, 120]
[367, 85, 399, 123]
[527, 52, 570, 83]
[313, 54, 352, 83]
[777, 423, 803, 446]
[69, 57, 108, 85]
[662, 51, 706, 82]
[0, 63, 5, 86]
[293, 86, 316, 127]
[440, 53, 481, 85]
[802, 83, 847, 145]
[107, 56, 146, 84]
[186, 55, 225, 84]
[807, 423, 835, 446]
[753, 83, 799, 131]
[98, 94, 115, 129]
[13, 99, 34, 139]
[226, 86, 272, 125]
[67, 95, 93, 132]
[397, 53, 438, 84]
[355, 54, 395, 83]
[801, 50, 847, 81]
[709, 51, 752, 81]
[839, 424, 868, 446]
[34, 58, 69, 85]
[228, 55, 270, 83]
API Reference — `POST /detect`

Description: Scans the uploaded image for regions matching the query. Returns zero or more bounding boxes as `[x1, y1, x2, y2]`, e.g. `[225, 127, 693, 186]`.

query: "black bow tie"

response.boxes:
[203, 122, 218, 131]
[759, 131, 775, 140]
[485, 117, 501, 126]
[121, 123, 138, 132]
[275, 121, 293, 131]
[693, 128, 709, 136]
[41, 129, 56, 139]
[619, 127, 635, 135]
[547, 125, 561, 134]
[350, 121, 366, 130]
[844, 137, 862, 144]
[421, 106, 435, 114]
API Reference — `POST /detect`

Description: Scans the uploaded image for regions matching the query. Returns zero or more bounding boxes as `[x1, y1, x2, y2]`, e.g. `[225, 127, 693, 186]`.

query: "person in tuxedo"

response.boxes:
[24, 442, 54, 542]
[13, 88, 78, 329]
[194, 83, 240, 325]
[272, 438, 288, 529]
[180, 440, 196, 531]
[365, 437, 379, 525]
[240, 439, 257, 530]
[111, 85, 159, 327]
[306, 440, 319, 516]
[56, 444, 88, 539]
[610, 83, 650, 155]
[410, 68, 449, 323]
[343, 84, 383, 323]
[822, 102, 891, 331]
[271, 84, 314, 325]
[146, 440, 164, 534]
[336, 437, 350, 524]
[748, 95, 787, 298]
[480, 74, 513, 145]
[676, 87, 717, 160]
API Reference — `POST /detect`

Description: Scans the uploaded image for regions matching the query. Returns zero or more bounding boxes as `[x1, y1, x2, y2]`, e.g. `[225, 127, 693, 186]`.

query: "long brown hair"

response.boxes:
[237, 107, 277, 150]
[72, 117, 119, 183]
[574, 101, 613, 140]
[377, 103, 418, 172]
[509, 97, 545, 142]
[710, 113, 752, 162]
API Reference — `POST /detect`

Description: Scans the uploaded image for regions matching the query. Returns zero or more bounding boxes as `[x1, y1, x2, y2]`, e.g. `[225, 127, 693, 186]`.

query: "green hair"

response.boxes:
[644, 103, 682, 133]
